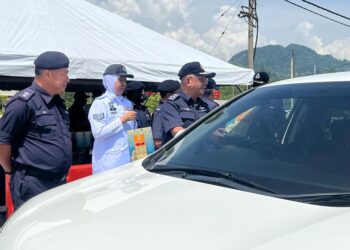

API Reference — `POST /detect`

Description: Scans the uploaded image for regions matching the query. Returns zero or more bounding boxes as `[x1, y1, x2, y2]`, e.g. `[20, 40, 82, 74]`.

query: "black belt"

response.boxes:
[14, 163, 67, 181]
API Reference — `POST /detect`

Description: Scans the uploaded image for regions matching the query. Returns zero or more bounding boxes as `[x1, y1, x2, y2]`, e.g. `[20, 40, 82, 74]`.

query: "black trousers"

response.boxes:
[10, 169, 66, 209]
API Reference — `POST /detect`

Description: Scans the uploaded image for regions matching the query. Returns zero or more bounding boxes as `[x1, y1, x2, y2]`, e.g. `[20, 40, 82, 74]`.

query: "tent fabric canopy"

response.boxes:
[0, 0, 254, 85]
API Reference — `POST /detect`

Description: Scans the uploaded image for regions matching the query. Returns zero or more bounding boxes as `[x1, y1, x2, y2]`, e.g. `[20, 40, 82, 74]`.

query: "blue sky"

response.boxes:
[87, 0, 350, 61]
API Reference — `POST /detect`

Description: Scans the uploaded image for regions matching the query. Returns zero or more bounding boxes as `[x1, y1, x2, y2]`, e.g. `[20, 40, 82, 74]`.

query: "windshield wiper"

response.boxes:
[286, 192, 350, 206]
[149, 166, 278, 194]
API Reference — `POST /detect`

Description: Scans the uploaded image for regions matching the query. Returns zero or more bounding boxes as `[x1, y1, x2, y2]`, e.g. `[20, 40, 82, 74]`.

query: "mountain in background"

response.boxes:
[229, 44, 350, 82]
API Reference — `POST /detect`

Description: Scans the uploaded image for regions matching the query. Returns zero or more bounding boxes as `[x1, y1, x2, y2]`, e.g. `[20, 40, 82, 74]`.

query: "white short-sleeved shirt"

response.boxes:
[88, 93, 136, 174]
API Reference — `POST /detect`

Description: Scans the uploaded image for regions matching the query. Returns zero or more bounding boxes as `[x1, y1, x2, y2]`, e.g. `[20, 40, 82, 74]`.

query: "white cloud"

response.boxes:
[294, 21, 350, 60]
[87, 0, 141, 18]
[87, 1, 249, 61]
[295, 21, 314, 37]
[322, 38, 350, 60]
[164, 5, 248, 61]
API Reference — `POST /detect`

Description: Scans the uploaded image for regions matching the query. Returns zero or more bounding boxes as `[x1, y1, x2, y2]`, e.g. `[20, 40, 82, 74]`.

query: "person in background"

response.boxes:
[84, 89, 103, 116]
[202, 78, 219, 109]
[0, 51, 71, 209]
[160, 61, 216, 144]
[124, 81, 151, 128]
[68, 91, 90, 132]
[88, 64, 136, 174]
[251, 72, 270, 87]
[152, 80, 180, 149]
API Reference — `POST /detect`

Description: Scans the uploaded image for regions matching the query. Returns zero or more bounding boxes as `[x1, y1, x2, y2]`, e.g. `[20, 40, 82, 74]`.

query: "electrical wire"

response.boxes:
[210, 1, 244, 54]
[210, 11, 238, 54]
[190, 0, 242, 45]
[283, 0, 350, 28]
[302, 0, 350, 21]
[322, 62, 350, 73]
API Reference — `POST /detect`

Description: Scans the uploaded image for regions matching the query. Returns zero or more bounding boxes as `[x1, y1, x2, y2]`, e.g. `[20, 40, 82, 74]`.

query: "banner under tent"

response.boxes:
[0, 0, 254, 91]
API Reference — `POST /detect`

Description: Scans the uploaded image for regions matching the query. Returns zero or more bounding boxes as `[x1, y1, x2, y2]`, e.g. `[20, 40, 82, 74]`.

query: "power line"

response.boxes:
[302, 0, 350, 21]
[190, 0, 242, 45]
[323, 62, 350, 73]
[210, 11, 238, 54]
[283, 0, 350, 28]
[209, 1, 244, 54]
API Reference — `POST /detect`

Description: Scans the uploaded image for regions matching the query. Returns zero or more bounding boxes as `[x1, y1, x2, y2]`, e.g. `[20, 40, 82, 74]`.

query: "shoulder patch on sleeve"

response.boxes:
[167, 93, 179, 101]
[93, 113, 105, 121]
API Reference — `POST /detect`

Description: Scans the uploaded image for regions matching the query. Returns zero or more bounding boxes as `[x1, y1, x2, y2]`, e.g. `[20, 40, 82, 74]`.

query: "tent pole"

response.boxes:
[234, 85, 243, 93]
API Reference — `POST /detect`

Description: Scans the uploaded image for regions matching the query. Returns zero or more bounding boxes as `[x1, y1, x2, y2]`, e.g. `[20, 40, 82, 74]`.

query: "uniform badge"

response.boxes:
[22, 91, 30, 98]
[108, 102, 116, 111]
[168, 94, 179, 101]
[93, 113, 105, 120]
[181, 108, 191, 111]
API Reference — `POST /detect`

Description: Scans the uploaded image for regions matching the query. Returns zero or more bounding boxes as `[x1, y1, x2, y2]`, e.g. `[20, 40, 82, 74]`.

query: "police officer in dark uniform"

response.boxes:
[160, 61, 216, 144]
[0, 51, 72, 209]
[125, 81, 151, 128]
[202, 78, 219, 110]
[151, 79, 180, 149]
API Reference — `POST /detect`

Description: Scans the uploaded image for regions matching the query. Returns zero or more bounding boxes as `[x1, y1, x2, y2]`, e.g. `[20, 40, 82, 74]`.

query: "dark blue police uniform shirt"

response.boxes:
[151, 101, 164, 140]
[0, 82, 72, 174]
[134, 104, 151, 128]
[161, 90, 211, 144]
[202, 97, 219, 110]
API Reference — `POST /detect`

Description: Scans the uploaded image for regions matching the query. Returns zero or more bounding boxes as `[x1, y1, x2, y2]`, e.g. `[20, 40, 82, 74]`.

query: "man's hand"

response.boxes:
[120, 111, 137, 123]
[0, 144, 13, 174]
[171, 127, 185, 137]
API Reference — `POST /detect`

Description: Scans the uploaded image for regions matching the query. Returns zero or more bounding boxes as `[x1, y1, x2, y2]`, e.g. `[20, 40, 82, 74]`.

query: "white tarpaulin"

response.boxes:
[0, 0, 254, 85]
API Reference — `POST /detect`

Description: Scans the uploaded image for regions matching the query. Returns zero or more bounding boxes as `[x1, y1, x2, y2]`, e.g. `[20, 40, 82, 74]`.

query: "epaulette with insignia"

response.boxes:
[17, 88, 35, 101]
[167, 93, 179, 101]
[5, 88, 35, 107]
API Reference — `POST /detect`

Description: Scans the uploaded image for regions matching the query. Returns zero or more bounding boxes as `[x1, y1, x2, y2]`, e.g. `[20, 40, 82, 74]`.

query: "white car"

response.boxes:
[2, 72, 350, 249]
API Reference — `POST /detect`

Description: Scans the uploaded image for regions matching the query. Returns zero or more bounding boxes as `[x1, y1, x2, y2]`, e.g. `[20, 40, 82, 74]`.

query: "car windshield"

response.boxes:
[143, 82, 350, 202]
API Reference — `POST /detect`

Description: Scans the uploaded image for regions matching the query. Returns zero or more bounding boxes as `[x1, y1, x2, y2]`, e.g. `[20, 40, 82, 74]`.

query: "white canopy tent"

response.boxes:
[0, 0, 253, 88]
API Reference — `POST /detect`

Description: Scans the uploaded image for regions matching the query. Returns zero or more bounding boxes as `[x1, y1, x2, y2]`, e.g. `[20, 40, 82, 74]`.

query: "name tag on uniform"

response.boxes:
[108, 102, 116, 111]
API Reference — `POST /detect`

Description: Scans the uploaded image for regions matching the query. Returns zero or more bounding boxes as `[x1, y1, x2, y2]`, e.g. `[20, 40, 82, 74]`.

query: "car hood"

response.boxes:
[1, 160, 350, 250]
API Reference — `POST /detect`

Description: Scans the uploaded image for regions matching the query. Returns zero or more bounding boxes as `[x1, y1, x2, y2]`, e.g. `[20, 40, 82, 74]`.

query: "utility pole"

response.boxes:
[290, 49, 296, 78]
[239, 0, 257, 70]
[247, 0, 255, 70]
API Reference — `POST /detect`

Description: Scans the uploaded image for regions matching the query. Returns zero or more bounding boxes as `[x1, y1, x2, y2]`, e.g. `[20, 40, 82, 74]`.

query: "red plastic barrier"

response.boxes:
[5, 174, 14, 218]
[66, 164, 92, 183]
[5, 164, 92, 218]
[213, 90, 221, 99]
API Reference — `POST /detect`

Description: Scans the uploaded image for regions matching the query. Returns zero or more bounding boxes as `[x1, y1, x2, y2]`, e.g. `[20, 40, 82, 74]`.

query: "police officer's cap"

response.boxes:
[103, 64, 134, 78]
[206, 78, 218, 90]
[178, 61, 216, 79]
[125, 81, 144, 92]
[253, 72, 269, 84]
[157, 80, 180, 92]
[34, 51, 69, 69]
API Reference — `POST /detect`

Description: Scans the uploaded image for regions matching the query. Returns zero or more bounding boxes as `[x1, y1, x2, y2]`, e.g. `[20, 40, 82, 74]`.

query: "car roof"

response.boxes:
[262, 71, 350, 87]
